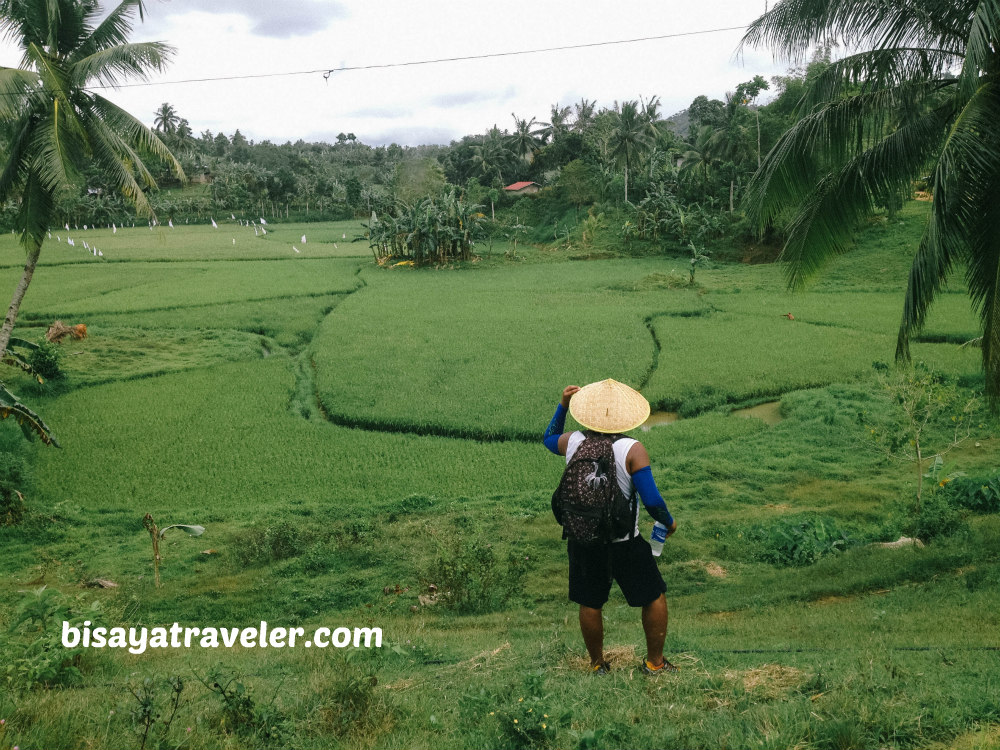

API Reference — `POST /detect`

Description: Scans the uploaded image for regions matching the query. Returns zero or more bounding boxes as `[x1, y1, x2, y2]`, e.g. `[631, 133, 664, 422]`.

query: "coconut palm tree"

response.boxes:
[608, 100, 653, 204]
[507, 113, 546, 163]
[0, 0, 183, 367]
[471, 126, 514, 187]
[639, 95, 664, 137]
[715, 91, 758, 167]
[169, 116, 195, 155]
[679, 124, 720, 185]
[153, 101, 179, 134]
[542, 103, 572, 142]
[573, 98, 597, 131]
[740, 0, 1000, 405]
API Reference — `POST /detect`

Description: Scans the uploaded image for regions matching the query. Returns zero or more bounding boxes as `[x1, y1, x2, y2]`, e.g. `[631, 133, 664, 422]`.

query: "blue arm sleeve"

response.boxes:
[543, 403, 567, 455]
[631, 466, 674, 526]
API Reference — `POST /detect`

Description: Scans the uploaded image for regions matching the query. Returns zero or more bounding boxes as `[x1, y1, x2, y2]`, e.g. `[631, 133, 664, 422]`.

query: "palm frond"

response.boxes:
[28, 104, 83, 196]
[897, 81, 1000, 402]
[76, 0, 144, 54]
[89, 94, 185, 182]
[0, 66, 38, 120]
[945, 82, 1000, 402]
[895, 199, 955, 364]
[964, 201, 1000, 403]
[7, 337, 38, 351]
[777, 102, 951, 288]
[0, 114, 34, 203]
[744, 82, 947, 228]
[801, 47, 961, 110]
[740, 0, 974, 63]
[16, 168, 52, 252]
[744, 0, 1000, 409]
[959, 0, 1000, 99]
[81, 113, 154, 218]
[100, 148, 153, 215]
[71, 41, 172, 88]
[42, 0, 62, 50]
[24, 41, 70, 102]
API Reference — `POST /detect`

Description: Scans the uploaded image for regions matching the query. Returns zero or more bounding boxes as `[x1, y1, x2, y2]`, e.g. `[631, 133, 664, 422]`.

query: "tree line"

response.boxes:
[0, 59, 830, 245]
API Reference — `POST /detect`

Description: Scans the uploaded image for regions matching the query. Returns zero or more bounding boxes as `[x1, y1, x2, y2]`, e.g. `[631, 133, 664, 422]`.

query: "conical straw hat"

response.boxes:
[569, 379, 650, 433]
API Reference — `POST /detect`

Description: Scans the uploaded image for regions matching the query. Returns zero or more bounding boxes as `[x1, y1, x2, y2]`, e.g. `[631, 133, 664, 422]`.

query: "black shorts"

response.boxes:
[567, 536, 666, 609]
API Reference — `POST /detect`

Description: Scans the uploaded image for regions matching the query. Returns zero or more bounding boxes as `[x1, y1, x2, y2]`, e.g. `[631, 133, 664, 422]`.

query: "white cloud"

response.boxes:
[0, 0, 790, 145]
[141, 0, 349, 38]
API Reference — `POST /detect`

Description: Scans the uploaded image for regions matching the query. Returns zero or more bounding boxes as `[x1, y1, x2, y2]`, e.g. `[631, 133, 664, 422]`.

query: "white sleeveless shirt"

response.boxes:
[565, 431, 639, 542]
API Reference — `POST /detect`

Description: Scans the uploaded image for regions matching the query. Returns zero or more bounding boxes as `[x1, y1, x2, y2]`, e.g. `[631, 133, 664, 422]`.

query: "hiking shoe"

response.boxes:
[641, 658, 679, 675]
[591, 661, 611, 675]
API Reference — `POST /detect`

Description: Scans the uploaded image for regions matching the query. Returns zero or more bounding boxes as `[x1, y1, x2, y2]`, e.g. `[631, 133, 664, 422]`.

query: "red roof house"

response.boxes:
[503, 181, 540, 194]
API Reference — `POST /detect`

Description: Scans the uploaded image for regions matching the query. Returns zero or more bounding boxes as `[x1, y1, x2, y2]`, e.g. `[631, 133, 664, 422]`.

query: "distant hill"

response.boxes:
[664, 108, 691, 139]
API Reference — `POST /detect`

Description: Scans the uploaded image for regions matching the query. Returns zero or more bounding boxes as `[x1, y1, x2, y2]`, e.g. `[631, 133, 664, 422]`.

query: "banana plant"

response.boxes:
[0, 337, 58, 446]
[142, 514, 205, 588]
[370, 190, 485, 266]
[0, 383, 58, 447]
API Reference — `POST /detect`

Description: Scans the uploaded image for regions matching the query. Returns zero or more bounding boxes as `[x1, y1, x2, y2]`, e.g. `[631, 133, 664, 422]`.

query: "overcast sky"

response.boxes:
[1, 0, 794, 147]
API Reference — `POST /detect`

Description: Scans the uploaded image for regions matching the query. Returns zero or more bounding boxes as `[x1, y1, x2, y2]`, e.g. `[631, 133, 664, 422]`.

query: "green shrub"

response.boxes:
[424, 533, 526, 614]
[492, 672, 568, 750]
[3, 588, 101, 690]
[750, 516, 855, 567]
[197, 667, 287, 743]
[943, 474, 1000, 514]
[27, 340, 63, 381]
[316, 654, 394, 739]
[395, 493, 436, 513]
[300, 541, 333, 573]
[611, 270, 690, 292]
[234, 522, 307, 565]
[4, 632, 83, 690]
[126, 675, 188, 750]
[908, 492, 967, 541]
[458, 672, 570, 750]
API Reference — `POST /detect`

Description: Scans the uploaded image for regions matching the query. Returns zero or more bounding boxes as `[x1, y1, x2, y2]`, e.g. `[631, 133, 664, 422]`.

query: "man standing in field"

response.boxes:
[543, 379, 678, 675]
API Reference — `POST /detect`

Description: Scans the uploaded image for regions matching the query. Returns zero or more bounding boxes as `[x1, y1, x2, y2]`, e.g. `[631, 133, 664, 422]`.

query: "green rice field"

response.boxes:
[1, 202, 998, 750]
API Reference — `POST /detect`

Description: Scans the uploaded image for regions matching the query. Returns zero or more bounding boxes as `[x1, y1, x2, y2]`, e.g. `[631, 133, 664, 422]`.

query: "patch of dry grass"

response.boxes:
[723, 664, 807, 700]
[704, 562, 728, 578]
[568, 645, 637, 673]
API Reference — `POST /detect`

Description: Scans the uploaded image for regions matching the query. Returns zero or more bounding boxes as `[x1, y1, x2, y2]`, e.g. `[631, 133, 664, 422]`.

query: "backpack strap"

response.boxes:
[606, 433, 639, 541]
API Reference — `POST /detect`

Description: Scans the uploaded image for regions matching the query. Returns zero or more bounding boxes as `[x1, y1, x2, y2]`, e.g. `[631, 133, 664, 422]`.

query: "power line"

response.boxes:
[92, 24, 752, 90]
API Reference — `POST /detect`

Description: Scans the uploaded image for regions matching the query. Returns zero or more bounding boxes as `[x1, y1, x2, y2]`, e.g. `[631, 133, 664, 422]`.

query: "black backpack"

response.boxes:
[551, 433, 637, 545]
